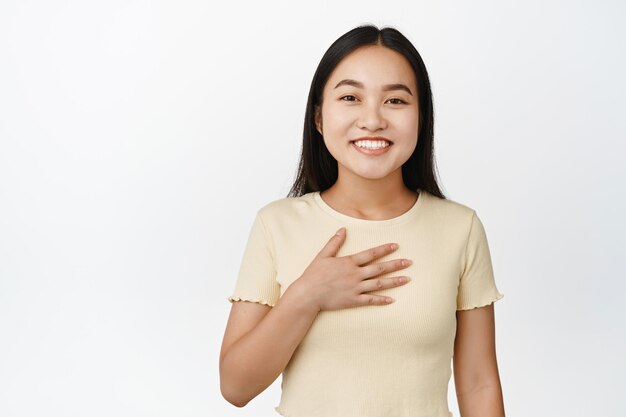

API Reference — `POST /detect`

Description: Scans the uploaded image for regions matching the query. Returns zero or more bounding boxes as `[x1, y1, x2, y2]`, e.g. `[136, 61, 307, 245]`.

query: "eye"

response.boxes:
[387, 98, 407, 105]
[339, 95, 358, 102]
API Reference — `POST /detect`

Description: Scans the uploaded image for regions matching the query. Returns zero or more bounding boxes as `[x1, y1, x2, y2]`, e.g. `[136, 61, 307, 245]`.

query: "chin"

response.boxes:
[337, 160, 404, 181]
[352, 170, 396, 181]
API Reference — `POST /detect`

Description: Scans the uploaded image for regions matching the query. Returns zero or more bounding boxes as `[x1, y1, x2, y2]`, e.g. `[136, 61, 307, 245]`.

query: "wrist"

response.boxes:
[282, 279, 321, 316]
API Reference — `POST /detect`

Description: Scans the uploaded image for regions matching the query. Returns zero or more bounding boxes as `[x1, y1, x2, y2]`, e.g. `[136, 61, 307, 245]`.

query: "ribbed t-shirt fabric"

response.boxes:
[227, 189, 504, 417]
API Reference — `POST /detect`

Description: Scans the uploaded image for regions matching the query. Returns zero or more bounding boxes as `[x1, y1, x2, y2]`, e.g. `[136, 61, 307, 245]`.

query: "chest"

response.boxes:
[273, 223, 464, 350]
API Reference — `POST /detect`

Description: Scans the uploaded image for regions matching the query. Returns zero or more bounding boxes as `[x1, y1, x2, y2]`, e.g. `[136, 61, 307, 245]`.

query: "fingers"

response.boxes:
[349, 242, 400, 266]
[358, 258, 412, 280]
[356, 294, 396, 306]
[357, 276, 410, 294]
[316, 227, 346, 259]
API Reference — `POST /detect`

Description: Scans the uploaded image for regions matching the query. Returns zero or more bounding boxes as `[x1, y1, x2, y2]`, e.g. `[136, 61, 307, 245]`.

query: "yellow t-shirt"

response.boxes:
[228, 189, 504, 417]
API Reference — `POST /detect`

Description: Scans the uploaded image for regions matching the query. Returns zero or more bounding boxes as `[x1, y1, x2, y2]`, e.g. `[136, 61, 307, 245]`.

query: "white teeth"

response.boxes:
[353, 140, 391, 149]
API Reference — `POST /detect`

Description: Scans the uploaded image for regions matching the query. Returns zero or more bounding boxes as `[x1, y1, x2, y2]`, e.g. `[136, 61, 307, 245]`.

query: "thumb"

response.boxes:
[317, 227, 346, 259]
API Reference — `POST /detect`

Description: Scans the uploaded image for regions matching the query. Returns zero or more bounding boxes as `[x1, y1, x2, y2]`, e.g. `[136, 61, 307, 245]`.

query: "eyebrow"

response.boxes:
[333, 79, 413, 96]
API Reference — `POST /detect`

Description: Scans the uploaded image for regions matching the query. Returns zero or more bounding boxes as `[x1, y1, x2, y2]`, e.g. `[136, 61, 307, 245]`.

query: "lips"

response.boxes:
[350, 136, 394, 144]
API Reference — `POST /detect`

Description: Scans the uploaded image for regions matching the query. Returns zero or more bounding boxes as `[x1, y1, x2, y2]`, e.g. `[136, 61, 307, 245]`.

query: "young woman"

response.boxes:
[219, 24, 505, 417]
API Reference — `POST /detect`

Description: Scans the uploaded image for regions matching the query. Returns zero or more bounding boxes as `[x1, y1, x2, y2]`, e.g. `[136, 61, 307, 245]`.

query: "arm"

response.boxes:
[219, 283, 319, 407]
[453, 303, 506, 417]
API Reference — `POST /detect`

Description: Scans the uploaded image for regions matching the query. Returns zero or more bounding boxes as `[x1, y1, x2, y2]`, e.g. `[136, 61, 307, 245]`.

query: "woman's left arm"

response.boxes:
[453, 303, 506, 417]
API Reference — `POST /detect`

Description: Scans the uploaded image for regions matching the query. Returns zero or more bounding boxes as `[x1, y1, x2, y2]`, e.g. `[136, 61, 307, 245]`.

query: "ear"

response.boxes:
[314, 105, 323, 135]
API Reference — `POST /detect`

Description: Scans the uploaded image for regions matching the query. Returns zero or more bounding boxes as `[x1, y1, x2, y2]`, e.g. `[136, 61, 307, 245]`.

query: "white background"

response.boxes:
[1, 0, 624, 416]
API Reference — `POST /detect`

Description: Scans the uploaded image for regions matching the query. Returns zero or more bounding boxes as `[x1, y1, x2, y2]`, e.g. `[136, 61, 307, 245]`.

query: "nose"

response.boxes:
[356, 103, 387, 132]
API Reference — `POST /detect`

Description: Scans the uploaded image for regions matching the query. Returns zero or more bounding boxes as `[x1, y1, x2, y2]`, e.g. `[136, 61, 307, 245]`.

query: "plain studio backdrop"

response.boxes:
[0, 0, 624, 416]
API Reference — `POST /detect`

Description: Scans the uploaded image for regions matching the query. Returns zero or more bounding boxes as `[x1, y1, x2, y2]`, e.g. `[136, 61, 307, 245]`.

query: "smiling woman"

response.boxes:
[220, 24, 505, 417]
[314, 45, 420, 194]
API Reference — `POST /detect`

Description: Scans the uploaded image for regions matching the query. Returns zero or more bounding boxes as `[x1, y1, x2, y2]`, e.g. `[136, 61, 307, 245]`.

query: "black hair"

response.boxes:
[287, 24, 446, 200]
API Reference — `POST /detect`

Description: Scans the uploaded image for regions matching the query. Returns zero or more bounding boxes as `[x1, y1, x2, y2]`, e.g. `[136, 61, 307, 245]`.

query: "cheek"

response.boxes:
[395, 112, 419, 136]
[322, 105, 353, 131]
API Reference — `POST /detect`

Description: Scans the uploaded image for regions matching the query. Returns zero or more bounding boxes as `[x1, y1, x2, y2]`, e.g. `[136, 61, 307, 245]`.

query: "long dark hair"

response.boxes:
[287, 24, 446, 200]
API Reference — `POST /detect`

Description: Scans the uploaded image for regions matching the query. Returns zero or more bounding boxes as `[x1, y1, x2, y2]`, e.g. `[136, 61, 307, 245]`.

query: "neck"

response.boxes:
[320, 167, 417, 220]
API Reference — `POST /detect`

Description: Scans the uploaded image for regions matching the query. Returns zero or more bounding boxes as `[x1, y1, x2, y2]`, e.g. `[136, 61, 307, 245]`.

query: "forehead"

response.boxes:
[325, 45, 416, 90]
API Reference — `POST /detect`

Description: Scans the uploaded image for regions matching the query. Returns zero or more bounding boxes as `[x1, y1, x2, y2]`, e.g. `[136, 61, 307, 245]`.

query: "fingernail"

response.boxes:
[403, 259, 413, 266]
[390, 243, 399, 250]
[335, 227, 344, 236]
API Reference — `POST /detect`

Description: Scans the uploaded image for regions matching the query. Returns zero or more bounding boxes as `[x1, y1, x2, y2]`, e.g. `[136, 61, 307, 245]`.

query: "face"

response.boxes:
[315, 45, 419, 183]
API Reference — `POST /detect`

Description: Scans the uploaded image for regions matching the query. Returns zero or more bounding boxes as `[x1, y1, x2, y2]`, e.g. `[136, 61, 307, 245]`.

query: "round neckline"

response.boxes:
[312, 189, 426, 226]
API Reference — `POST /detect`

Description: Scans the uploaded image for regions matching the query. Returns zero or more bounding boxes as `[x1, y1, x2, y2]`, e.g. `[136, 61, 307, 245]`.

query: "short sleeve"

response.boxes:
[456, 211, 504, 310]
[227, 212, 281, 307]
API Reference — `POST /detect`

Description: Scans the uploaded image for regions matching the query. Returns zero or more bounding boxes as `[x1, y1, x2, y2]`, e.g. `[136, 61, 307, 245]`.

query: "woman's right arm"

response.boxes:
[219, 227, 412, 407]
[219, 284, 319, 407]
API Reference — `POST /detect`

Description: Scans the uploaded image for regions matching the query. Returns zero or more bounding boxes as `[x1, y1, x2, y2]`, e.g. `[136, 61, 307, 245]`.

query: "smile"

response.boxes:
[350, 140, 393, 156]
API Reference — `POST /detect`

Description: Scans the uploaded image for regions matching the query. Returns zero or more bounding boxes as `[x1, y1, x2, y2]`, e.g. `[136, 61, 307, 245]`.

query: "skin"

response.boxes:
[220, 44, 505, 416]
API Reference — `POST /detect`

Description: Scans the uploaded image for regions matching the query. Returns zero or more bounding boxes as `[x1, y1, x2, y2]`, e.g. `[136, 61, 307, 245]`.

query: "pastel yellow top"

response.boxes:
[228, 189, 504, 417]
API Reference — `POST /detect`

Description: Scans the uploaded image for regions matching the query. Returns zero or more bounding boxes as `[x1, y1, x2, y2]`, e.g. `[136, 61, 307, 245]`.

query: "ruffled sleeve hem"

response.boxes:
[227, 296, 276, 307]
[456, 292, 504, 311]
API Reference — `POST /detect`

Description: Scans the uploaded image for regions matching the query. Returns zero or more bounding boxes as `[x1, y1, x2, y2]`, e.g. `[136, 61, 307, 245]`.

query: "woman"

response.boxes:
[220, 24, 506, 417]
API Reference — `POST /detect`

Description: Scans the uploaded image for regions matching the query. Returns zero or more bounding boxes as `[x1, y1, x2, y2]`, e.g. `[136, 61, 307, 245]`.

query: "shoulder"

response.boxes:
[420, 191, 492, 254]
[420, 191, 494, 246]
[250, 193, 321, 243]
[421, 190, 477, 228]
[257, 193, 314, 217]
[253, 193, 319, 230]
